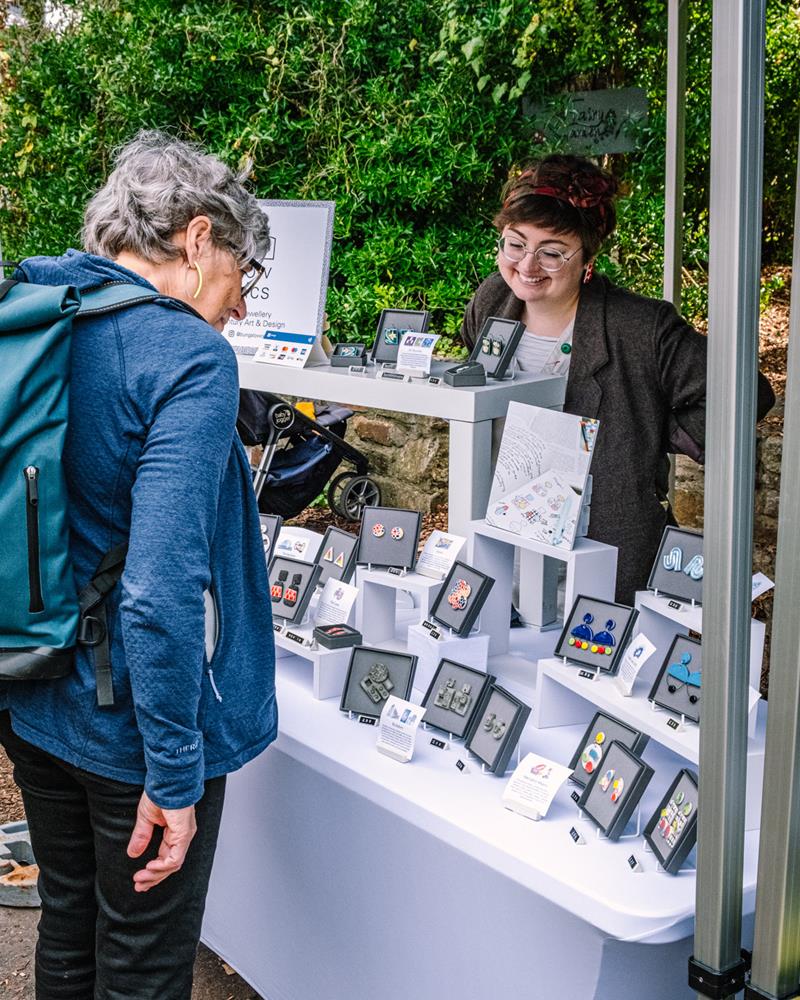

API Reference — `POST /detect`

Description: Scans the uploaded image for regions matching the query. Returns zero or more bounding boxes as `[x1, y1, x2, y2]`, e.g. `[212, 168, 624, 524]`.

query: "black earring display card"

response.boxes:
[468, 316, 525, 380]
[647, 526, 704, 605]
[269, 556, 322, 624]
[356, 506, 422, 570]
[465, 684, 531, 774]
[420, 659, 496, 740]
[339, 645, 418, 718]
[554, 595, 638, 675]
[567, 711, 650, 789]
[330, 342, 367, 367]
[259, 513, 282, 561]
[577, 741, 654, 841]
[315, 526, 359, 586]
[370, 309, 430, 364]
[429, 560, 495, 636]
[648, 634, 703, 725]
[643, 769, 699, 874]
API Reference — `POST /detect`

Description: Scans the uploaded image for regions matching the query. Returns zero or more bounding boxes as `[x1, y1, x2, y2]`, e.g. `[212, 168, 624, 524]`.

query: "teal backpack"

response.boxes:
[0, 272, 160, 704]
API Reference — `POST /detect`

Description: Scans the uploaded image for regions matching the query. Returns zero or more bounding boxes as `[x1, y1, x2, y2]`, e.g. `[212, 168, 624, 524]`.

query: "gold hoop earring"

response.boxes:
[191, 262, 203, 300]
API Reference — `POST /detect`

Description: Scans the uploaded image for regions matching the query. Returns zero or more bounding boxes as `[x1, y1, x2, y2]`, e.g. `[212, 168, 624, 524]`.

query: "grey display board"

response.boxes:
[467, 316, 525, 380]
[465, 684, 531, 774]
[648, 634, 702, 725]
[430, 561, 495, 636]
[339, 645, 418, 718]
[356, 506, 422, 570]
[577, 741, 654, 841]
[554, 595, 638, 675]
[421, 659, 496, 740]
[269, 556, 322, 624]
[370, 309, 430, 364]
[643, 769, 699, 875]
[647, 526, 704, 605]
[316, 526, 359, 586]
[567, 711, 650, 789]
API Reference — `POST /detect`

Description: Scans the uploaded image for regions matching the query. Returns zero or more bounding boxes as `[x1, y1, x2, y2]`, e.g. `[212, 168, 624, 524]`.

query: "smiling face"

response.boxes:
[497, 222, 586, 319]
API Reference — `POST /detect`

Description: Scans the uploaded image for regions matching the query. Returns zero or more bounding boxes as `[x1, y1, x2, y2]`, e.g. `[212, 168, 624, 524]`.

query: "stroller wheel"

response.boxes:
[329, 474, 382, 521]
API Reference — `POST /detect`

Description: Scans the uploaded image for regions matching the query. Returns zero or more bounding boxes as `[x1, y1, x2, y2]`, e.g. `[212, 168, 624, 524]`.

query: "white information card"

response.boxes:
[376, 697, 425, 763]
[396, 331, 440, 378]
[415, 530, 466, 581]
[315, 579, 358, 626]
[614, 632, 658, 697]
[502, 753, 573, 821]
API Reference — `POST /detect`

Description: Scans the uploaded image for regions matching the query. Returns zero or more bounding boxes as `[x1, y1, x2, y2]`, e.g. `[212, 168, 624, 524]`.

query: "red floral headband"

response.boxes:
[503, 167, 615, 217]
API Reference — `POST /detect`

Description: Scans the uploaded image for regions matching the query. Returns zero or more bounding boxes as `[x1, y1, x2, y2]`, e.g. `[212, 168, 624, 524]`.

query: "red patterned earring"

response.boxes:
[583, 260, 594, 284]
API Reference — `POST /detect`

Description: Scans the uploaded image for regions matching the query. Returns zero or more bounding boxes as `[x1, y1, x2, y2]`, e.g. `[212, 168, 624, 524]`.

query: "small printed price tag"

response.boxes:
[388, 567, 404, 577]
[456, 759, 469, 773]
[273, 622, 284, 634]
[378, 370, 409, 383]
[286, 631, 305, 645]
[666, 718, 680, 731]
[628, 854, 643, 873]
[429, 629, 441, 641]
[668, 600, 682, 611]
[578, 669, 598, 681]
[430, 737, 448, 750]
[569, 826, 586, 845]
[571, 789, 581, 804]
[358, 715, 377, 726]
[348, 365, 368, 376]
[421, 620, 435, 631]
[427, 376, 441, 386]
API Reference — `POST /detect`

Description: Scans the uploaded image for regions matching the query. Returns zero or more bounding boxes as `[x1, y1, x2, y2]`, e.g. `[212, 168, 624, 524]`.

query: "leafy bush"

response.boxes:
[1, 0, 798, 344]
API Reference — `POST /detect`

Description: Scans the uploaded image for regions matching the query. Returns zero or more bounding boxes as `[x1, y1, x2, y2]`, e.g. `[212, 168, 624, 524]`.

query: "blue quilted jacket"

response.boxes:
[6, 251, 277, 808]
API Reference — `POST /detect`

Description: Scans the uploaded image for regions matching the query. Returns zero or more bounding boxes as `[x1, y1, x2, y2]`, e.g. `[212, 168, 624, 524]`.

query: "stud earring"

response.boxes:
[663, 546, 683, 572]
[610, 777, 625, 803]
[683, 554, 704, 581]
[372, 523, 385, 538]
[491, 339, 502, 357]
[481, 337, 491, 355]
[323, 546, 334, 562]
[599, 768, 615, 792]
[390, 526, 404, 540]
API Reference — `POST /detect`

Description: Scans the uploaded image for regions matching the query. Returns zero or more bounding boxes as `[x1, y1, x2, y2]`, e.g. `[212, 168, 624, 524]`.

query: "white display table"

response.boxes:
[237, 358, 565, 535]
[202, 651, 760, 1000]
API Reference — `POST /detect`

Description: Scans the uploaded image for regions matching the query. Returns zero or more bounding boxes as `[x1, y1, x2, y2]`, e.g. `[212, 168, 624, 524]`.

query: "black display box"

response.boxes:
[443, 361, 487, 387]
[258, 513, 282, 561]
[330, 342, 367, 367]
[554, 595, 638, 675]
[465, 684, 531, 774]
[313, 623, 363, 650]
[643, 769, 699, 875]
[420, 659, 496, 741]
[647, 526, 704, 605]
[567, 711, 650, 789]
[467, 316, 525, 380]
[339, 645, 418, 718]
[356, 506, 422, 570]
[269, 556, 322, 625]
[648, 634, 702, 724]
[430, 560, 494, 636]
[577, 741, 654, 841]
[370, 309, 430, 364]
[315, 526, 359, 586]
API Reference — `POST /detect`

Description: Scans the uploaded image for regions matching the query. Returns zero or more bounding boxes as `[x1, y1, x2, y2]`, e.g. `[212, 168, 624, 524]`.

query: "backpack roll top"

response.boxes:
[0, 281, 81, 678]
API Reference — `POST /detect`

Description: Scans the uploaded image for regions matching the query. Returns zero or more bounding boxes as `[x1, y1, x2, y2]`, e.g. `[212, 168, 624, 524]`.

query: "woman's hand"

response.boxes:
[126, 791, 197, 892]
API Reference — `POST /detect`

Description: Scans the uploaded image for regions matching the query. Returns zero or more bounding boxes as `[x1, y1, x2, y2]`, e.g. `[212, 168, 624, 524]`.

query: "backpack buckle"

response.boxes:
[77, 615, 106, 647]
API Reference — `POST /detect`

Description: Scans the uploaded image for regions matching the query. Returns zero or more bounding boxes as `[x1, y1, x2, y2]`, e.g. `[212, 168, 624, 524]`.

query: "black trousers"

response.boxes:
[0, 712, 226, 1000]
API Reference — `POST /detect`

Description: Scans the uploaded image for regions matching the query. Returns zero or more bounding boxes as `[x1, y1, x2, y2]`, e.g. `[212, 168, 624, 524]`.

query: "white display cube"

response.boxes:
[273, 624, 351, 700]
[407, 622, 490, 696]
[355, 567, 442, 644]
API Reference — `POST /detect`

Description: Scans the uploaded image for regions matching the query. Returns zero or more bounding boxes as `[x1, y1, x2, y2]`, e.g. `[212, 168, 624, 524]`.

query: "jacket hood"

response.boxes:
[18, 249, 156, 294]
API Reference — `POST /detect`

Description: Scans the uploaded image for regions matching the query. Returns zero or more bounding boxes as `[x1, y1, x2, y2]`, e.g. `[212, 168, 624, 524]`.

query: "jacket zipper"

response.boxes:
[24, 466, 44, 613]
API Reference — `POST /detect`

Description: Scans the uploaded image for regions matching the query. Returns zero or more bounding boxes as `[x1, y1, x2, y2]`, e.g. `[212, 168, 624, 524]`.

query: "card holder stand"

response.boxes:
[355, 567, 442, 644]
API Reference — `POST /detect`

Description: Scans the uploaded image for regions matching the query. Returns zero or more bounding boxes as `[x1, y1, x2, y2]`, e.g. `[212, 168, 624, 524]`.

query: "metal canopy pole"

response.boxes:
[745, 126, 800, 1000]
[663, 0, 687, 309]
[690, 1, 765, 998]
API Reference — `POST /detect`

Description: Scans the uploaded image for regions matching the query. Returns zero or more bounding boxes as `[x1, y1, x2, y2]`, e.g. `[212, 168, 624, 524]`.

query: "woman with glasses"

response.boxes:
[1, 131, 276, 999]
[462, 153, 774, 603]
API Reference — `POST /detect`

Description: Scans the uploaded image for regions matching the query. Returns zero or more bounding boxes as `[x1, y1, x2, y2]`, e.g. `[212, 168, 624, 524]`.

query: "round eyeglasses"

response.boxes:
[241, 258, 266, 297]
[497, 236, 581, 272]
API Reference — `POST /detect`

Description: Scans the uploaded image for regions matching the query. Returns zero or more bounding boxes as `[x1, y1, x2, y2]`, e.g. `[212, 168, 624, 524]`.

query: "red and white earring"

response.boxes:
[583, 260, 595, 285]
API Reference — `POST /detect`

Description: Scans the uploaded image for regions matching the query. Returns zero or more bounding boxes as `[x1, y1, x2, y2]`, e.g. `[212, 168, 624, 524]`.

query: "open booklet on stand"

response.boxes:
[485, 401, 598, 551]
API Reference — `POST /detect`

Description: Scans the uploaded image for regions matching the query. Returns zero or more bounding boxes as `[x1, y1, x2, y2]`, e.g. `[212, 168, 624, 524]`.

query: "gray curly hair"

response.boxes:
[82, 130, 270, 266]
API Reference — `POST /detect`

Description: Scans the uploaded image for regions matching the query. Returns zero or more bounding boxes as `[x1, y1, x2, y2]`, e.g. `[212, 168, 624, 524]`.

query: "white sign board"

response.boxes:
[223, 200, 335, 360]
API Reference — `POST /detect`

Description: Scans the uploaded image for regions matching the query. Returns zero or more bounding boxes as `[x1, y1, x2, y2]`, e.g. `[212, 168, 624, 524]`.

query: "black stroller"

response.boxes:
[237, 389, 381, 521]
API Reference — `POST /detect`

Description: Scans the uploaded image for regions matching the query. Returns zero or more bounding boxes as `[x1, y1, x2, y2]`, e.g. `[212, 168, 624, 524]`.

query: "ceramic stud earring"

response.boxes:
[492, 719, 507, 740]
[434, 677, 456, 710]
[481, 336, 491, 354]
[663, 546, 683, 572]
[581, 743, 603, 773]
[599, 768, 615, 792]
[483, 712, 496, 732]
[360, 663, 394, 703]
[491, 339, 502, 357]
[271, 570, 288, 602]
[610, 777, 625, 803]
[372, 523, 385, 538]
[451, 682, 472, 716]
[334, 551, 345, 568]
[390, 526, 404, 540]
[683, 553, 704, 581]
[323, 546, 334, 562]
[384, 329, 399, 346]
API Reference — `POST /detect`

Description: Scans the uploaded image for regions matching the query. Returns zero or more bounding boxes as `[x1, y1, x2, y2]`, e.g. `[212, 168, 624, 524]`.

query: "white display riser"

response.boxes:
[271, 623, 351, 700]
[355, 567, 442, 644]
[406, 622, 490, 695]
[635, 589, 766, 693]
[534, 657, 764, 831]
[469, 519, 618, 656]
[204, 655, 761, 1000]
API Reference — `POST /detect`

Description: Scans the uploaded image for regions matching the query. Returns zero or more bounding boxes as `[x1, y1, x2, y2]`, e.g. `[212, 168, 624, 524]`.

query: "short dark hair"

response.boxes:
[493, 154, 619, 260]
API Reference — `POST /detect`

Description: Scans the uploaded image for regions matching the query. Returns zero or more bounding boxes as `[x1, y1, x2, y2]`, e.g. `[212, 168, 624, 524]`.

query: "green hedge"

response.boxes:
[1, 0, 798, 344]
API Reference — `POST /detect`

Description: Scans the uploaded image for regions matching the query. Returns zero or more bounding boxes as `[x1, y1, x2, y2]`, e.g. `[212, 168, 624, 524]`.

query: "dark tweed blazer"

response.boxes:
[461, 272, 775, 603]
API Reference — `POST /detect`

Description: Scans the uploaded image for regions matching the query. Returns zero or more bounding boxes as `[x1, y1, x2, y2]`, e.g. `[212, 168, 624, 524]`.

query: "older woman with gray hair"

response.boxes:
[0, 131, 276, 999]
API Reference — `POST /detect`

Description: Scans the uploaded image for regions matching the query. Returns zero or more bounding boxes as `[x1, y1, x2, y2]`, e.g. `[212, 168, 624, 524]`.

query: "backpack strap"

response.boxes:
[0, 279, 18, 303]
[77, 282, 160, 317]
[77, 544, 128, 708]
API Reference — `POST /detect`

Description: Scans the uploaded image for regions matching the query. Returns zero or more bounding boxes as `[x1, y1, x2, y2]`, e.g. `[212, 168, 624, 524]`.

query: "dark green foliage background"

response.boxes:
[1, 0, 798, 343]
